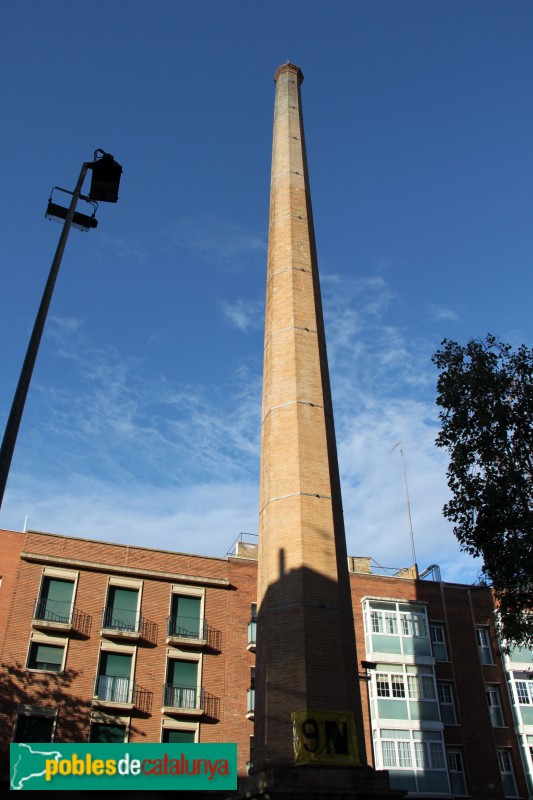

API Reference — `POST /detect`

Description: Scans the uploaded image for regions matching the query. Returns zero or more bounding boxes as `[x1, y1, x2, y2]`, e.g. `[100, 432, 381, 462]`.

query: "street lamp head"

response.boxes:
[89, 150, 123, 203]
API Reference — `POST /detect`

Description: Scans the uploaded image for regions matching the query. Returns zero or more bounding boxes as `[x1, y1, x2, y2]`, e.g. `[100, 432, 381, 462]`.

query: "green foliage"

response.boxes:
[432, 335, 533, 649]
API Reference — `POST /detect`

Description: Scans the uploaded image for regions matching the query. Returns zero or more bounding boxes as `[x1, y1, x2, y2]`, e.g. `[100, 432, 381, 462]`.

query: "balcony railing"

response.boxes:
[34, 597, 73, 625]
[167, 615, 207, 641]
[101, 606, 142, 634]
[162, 684, 202, 711]
[247, 687, 255, 719]
[247, 620, 256, 651]
[94, 675, 134, 705]
[92, 676, 152, 713]
[161, 684, 220, 719]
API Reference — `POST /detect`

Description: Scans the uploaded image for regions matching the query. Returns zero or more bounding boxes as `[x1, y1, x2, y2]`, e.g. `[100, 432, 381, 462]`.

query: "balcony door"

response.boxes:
[98, 652, 132, 703]
[105, 587, 138, 631]
[166, 659, 198, 709]
[39, 577, 74, 623]
[170, 595, 201, 638]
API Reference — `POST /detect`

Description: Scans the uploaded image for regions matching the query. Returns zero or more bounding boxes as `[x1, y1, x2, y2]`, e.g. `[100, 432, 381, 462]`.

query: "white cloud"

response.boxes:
[220, 298, 263, 331]
[167, 216, 266, 269]
[0, 270, 481, 586]
[428, 304, 460, 322]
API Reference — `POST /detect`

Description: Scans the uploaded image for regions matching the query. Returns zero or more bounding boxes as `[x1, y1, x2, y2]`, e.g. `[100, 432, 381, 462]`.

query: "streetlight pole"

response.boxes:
[0, 151, 122, 510]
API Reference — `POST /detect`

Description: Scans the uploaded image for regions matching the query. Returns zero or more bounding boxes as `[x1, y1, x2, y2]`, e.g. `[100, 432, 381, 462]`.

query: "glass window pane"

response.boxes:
[14, 715, 54, 742]
[100, 652, 132, 678]
[28, 643, 64, 672]
[376, 674, 390, 697]
[382, 741, 396, 768]
[106, 587, 138, 630]
[171, 596, 201, 637]
[168, 659, 198, 687]
[39, 578, 74, 623]
[163, 729, 196, 743]
[90, 723, 126, 743]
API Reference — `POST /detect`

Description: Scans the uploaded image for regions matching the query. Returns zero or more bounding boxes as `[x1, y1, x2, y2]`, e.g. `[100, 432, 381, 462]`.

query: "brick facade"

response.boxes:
[1, 527, 531, 798]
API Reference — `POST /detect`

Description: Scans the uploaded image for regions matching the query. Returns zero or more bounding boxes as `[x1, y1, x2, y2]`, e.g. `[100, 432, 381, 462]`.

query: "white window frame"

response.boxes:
[364, 600, 429, 642]
[513, 677, 533, 705]
[376, 729, 447, 776]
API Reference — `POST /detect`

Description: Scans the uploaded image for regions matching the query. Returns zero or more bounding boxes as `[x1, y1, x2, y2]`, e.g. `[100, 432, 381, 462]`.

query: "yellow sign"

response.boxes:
[291, 710, 359, 766]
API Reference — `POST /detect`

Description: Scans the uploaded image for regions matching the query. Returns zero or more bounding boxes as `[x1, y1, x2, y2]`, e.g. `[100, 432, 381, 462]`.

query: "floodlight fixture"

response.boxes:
[45, 187, 98, 231]
[89, 149, 122, 203]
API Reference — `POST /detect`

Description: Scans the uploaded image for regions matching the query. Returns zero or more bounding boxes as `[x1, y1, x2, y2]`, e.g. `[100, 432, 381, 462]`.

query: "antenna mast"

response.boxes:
[392, 442, 417, 568]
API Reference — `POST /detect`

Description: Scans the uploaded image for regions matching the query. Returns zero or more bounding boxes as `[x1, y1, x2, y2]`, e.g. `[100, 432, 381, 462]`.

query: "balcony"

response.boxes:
[93, 676, 135, 710]
[32, 597, 91, 637]
[161, 684, 220, 719]
[32, 597, 73, 630]
[247, 620, 256, 651]
[101, 606, 142, 640]
[246, 687, 255, 720]
[162, 684, 204, 716]
[92, 676, 152, 713]
[166, 615, 207, 648]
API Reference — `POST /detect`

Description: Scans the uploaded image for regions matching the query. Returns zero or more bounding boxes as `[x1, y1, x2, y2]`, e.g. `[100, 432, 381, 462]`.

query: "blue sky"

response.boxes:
[0, 1, 531, 583]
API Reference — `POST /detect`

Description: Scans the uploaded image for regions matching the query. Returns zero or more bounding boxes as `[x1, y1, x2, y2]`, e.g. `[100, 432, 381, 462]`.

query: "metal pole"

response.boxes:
[0, 161, 90, 509]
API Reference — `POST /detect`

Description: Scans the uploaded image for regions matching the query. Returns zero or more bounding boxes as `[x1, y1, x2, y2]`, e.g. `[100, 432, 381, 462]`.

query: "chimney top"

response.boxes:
[274, 62, 304, 83]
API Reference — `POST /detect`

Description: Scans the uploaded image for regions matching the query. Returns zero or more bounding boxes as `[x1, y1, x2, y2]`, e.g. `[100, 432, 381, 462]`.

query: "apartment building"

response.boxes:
[0, 527, 531, 798]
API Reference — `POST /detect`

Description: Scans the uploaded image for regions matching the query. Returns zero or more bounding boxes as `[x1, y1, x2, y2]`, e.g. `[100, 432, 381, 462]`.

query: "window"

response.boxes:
[169, 594, 202, 638]
[164, 659, 200, 709]
[400, 610, 427, 638]
[497, 749, 518, 797]
[487, 686, 504, 727]
[27, 642, 64, 673]
[364, 600, 431, 657]
[247, 667, 255, 718]
[13, 707, 56, 743]
[438, 682, 457, 725]
[378, 729, 446, 775]
[414, 738, 445, 770]
[90, 723, 127, 743]
[161, 720, 198, 744]
[430, 625, 448, 661]
[384, 611, 398, 635]
[407, 671, 436, 701]
[163, 728, 196, 743]
[96, 651, 134, 703]
[103, 585, 141, 632]
[36, 576, 75, 624]
[371, 610, 383, 634]
[248, 603, 257, 650]
[447, 748, 467, 795]
[514, 678, 533, 705]
[477, 627, 493, 664]
[26, 634, 68, 673]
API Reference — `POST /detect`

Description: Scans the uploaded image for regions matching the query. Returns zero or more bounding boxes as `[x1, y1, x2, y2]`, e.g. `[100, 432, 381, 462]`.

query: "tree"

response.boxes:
[432, 334, 533, 649]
